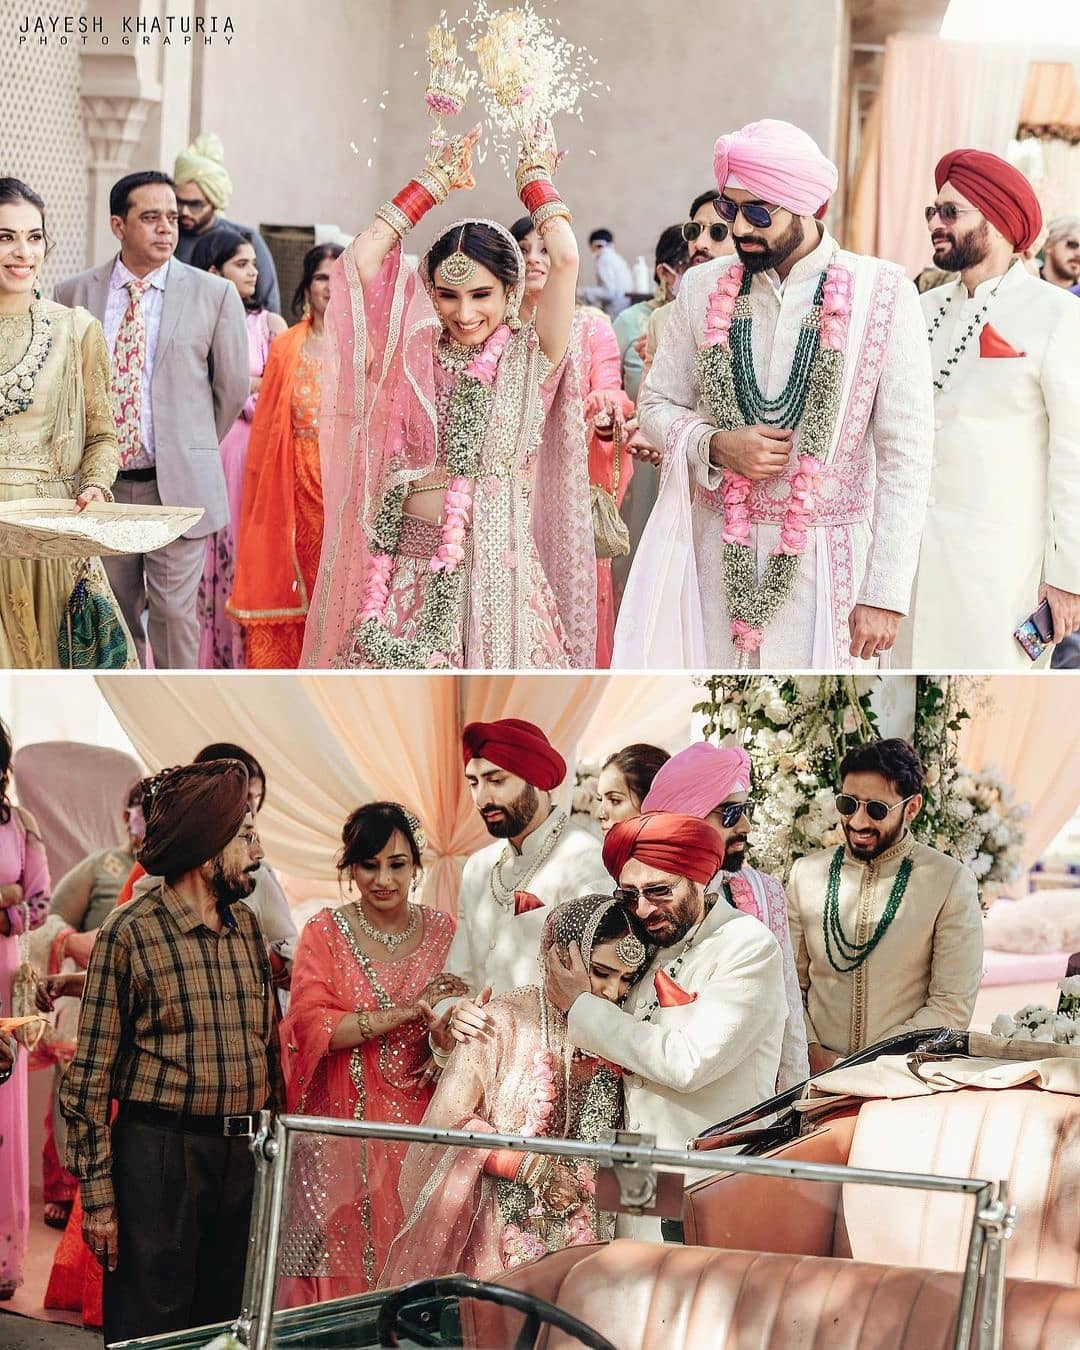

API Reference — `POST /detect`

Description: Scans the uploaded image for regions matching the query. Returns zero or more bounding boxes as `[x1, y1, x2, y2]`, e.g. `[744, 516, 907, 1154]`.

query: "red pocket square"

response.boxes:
[513, 890, 545, 917]
[979, 324, 1025, 359]
[653, 970, 697, 1007]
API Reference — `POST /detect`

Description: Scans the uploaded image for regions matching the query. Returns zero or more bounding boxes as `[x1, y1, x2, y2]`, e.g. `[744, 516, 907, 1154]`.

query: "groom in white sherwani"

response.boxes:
[614, 119, 933, 671]
[901, 148, 1080, 669]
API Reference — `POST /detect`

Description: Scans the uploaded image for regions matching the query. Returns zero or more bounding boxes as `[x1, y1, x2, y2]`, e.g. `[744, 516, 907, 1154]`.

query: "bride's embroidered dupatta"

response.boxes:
[302, 236, 595, 668]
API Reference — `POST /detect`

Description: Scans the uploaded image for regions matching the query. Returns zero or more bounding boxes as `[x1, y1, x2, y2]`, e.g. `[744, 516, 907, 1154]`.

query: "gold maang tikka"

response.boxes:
[439, 226, 476, 286]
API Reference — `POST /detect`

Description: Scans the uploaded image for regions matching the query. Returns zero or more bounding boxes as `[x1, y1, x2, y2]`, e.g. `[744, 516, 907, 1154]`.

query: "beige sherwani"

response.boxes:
[902, 263, 1080, 669]
[786, 835, 983, 1058]
[440, 809, 609, 999]
[617, 228, 934, 669]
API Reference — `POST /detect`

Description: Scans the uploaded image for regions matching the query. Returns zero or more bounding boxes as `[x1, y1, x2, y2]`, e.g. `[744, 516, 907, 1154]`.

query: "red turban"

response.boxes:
[139, 760, 250, 879]
[603, 812, 725, 886]
[935, 149, 1042, 252]
[461, 718, 566, 791]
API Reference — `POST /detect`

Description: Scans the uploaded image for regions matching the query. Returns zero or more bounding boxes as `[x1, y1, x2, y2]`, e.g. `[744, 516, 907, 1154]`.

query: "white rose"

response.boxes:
[1058, 976, 1080, 997]
[765, 699, 792, 725]
[1010, 1026, 1033, 1041]
[990, 1014, 1016, 1038]
[954, 776, 975, 797]
[924, 763, 942, 788]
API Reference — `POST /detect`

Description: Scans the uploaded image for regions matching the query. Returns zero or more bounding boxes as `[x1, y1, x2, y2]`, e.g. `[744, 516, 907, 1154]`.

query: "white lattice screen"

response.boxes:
[0, 0, 89, 284]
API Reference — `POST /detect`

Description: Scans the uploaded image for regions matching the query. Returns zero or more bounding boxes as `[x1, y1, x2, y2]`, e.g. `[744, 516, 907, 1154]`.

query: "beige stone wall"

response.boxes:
[1, 0, 844, 274]
[0, 0, 90, 287]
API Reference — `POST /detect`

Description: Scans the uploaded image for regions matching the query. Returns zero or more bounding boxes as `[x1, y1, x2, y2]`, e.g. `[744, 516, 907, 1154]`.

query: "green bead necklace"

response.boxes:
[729, 268, 827, 428]
[822, 845, 912, 974]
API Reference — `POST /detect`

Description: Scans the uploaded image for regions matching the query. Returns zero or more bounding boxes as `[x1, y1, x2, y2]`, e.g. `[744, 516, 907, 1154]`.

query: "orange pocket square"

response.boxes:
[979, 324, 1025, 359]
[653, 970, 697, 1007]
[513, 890, 545, 917]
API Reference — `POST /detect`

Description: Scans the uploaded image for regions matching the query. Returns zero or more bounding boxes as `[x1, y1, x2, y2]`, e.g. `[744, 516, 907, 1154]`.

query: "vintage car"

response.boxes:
[114, 1029, 1079, 1350]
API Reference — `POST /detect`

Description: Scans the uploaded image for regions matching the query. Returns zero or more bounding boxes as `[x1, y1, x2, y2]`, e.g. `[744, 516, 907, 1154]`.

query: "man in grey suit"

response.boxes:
[56, 171, 249, 669]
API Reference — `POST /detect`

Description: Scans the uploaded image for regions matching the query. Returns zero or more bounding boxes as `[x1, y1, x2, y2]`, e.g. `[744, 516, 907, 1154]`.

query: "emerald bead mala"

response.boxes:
[822, 846, 912, 974]
[728, 269, 827, 429]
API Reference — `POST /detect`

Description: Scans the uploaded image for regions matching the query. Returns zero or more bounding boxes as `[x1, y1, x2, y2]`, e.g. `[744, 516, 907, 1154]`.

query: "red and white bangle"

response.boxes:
[375, 170, 449, 239]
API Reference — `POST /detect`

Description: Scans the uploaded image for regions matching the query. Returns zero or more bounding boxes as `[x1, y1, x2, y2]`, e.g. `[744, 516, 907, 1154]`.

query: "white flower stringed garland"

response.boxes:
[357, 323, 512, 668]
[697, 259, 851, 656]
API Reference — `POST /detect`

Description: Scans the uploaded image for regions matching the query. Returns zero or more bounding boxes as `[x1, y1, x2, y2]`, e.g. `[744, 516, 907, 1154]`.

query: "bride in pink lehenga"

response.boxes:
[380, 894, 649, 1284]
[301, 124, 596, 671]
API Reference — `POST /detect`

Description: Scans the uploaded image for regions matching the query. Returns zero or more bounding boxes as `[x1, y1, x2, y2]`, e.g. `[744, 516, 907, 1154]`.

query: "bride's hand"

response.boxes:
[540, 1162, 581, 1213]
[431, 123, 483, 193]
[418, 1000, 455, 1055]
[517, 116, 564, 182]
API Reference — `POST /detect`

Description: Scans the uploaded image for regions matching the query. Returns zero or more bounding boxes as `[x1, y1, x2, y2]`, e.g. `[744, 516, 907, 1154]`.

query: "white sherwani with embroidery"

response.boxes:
[442, 809, 609, 998]
[901, 263, 1080, 669]
[616, 228, 934, 669]
[786, 835, 984, 1058]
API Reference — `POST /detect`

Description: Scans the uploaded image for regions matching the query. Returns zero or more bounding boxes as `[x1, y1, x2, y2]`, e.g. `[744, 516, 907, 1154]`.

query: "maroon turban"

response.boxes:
[603, 812, 725, 886]
[935, 149, 1042, 252]
[139, 760, 250, 879]
[461, 718, 566, 791]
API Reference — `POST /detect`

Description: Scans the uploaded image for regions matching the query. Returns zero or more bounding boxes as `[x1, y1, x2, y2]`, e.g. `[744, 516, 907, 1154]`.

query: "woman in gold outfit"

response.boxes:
[0, 178, 129, 668]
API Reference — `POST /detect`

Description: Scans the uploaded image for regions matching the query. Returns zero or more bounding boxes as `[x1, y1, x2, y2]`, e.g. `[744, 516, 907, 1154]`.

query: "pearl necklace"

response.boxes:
[927, 275, 1005, 395]
[351, 900, 418, 954]
[489, 812, 568, 912]
[0, 300, 53, 424]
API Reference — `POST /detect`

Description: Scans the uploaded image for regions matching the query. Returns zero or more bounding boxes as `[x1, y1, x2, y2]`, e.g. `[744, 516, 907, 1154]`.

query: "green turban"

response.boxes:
[173, 132, 233, 210]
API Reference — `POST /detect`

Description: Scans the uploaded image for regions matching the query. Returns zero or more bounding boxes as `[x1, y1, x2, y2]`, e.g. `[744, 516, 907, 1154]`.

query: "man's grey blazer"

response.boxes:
[55, 256, 249, 537]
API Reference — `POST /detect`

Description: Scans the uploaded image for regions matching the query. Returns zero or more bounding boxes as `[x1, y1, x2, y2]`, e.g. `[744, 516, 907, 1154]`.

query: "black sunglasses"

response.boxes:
[924, 203, 978, 224]
[714, 800, 754, 828]
[682, 220, 729, 244]
[613, 881, 681, 907]
[715, 196, 781, 230]
[835, 793, 914, 823]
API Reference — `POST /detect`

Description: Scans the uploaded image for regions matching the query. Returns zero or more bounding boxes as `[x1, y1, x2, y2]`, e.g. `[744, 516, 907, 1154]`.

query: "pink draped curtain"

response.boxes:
[959, 677, 1080, 873]
[848, 34, 1032, 275]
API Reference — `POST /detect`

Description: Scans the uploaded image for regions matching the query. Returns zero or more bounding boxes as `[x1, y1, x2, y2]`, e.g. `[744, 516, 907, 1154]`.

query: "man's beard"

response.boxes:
[735, 216, 804, 274]
[207, 857, 258, 911]
[480, 783, 539, 839]
[179, 213, 214, 237]
[689, 248, 712, 267]
[842, 812, 907, 862]
[642, 890, 701, 947]
[722, 838, 749, 871]
[932, 220, 989, 273]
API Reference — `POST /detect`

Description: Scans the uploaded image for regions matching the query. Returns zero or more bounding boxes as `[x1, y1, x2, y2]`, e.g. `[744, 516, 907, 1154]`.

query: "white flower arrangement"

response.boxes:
[693, 675, 1027, 902]
[990, 980, 1080, 1045]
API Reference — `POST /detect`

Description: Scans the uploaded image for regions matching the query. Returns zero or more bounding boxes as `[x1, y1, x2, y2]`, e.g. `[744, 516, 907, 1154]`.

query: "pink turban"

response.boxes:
[603, 813, 725, 886]
[935, 148, 1042, 252]
[714, 119, 838, 218]
[641, 743, 751, 818]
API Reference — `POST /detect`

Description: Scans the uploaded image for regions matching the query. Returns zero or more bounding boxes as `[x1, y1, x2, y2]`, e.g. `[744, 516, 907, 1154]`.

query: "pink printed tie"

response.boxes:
[111, 278, 150, 469]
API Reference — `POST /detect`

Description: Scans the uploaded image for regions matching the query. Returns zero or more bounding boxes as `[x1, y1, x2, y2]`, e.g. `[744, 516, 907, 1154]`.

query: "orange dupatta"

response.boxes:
[228, 319, 312, 626]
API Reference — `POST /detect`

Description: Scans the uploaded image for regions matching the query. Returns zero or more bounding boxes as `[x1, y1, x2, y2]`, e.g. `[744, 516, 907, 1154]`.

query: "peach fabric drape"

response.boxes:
[849, 34, 1032, 275]
[97, 674, 606, 913]
[959, 677, 1080, 872]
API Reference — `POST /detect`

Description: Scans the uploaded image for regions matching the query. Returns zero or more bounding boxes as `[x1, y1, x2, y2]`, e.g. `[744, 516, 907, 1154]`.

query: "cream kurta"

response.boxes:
[620, 228, 934, 669]
[902, 263, 1080, 669]
[786, 835, 983, 1058]
[0, 302, 127, 668]
[440, 809, 609, 1000]
[569, 901, 785, 1151]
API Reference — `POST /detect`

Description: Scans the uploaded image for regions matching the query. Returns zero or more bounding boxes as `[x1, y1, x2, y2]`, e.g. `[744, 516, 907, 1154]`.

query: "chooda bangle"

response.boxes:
[375, 178, 440, 239]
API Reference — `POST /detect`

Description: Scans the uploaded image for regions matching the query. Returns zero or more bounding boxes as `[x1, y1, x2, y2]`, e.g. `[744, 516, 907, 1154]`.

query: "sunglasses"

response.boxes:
[714, 800, 754, 828]
[834, 793, 915, 823]
[682, 220, 729, 244]
[613, 881, 680, 907]
[715, 197, 782, 230]
[924, 203, 979, 224]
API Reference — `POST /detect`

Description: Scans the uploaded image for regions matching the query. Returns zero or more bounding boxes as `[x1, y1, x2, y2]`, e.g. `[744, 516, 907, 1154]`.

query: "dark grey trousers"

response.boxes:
[102, 1117, 254, 1346]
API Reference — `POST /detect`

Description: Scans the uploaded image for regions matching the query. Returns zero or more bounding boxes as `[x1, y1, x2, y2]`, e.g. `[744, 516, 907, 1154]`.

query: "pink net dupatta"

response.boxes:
[532, 330, 597, 669]
[302, 242, 439, 666]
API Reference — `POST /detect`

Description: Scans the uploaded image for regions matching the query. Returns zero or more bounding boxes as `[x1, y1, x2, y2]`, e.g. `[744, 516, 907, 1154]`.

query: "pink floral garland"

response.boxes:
[500, 1045, 604, 1267]
[702, 261, 853, 654]
[358, 324, 511, 628]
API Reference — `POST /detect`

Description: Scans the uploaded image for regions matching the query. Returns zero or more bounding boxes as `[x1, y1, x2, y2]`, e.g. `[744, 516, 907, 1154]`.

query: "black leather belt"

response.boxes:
[120, 1101, 258, 1137]
[116, 467, 157, 481]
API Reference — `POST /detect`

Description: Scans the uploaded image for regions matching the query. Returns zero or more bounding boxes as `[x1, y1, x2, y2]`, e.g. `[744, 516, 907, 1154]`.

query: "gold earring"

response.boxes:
[302, 297, 312, 319]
